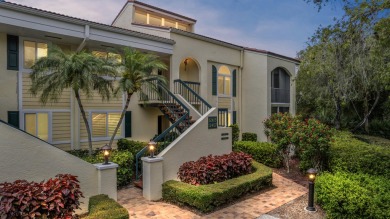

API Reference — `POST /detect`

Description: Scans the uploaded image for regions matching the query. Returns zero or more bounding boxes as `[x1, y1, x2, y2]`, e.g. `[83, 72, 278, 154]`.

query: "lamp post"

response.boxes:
[148, 140, 157, 158]
[101, 144, 112, 165]
[305, 168, 318, 212]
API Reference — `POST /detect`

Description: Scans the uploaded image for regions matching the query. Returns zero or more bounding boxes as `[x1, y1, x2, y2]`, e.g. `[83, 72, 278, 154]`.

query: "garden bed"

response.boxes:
[162, 161, 272, 213]
[82, 194, 129, 219]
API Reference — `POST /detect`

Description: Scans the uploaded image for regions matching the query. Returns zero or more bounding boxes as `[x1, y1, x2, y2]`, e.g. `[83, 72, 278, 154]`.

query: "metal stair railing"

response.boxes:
[135, 81, 190, 180]
[174, 79, 212, 115]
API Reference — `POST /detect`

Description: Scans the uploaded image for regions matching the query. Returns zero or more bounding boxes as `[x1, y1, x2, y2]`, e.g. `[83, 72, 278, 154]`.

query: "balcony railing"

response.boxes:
[174, 79, 211, 115]
[271, 88, 290, 103]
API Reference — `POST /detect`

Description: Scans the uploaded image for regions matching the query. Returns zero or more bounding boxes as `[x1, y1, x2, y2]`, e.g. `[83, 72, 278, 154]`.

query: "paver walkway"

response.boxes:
[118, 173, 307, 219]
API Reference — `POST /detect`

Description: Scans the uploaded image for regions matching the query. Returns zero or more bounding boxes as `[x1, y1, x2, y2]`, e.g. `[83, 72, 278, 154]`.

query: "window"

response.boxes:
[218, 65, 231, 96]
[23, 41, 48, 69]
[25, 113, 49, 141]
[271, 68, 290, 103]
[92, 112, 122, 138]
[92, 51, 122, 64]
[218, 108, 232, 127]
[272, 106, 289, 114]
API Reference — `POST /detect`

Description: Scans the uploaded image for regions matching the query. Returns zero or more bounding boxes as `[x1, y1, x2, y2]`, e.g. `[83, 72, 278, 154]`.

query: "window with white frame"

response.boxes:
[24, 113, 49, 141]
[218, 108, 232, 127]
[23, 40, 48, 69]
[92, 51, 122, 64]
[92, 112, 122, 138]
[218, 65, 231, 96]
[271, 68, 290, 114]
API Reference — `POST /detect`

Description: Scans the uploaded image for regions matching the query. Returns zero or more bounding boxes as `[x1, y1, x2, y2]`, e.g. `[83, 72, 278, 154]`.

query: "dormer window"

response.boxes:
[133, 8, 192, 31]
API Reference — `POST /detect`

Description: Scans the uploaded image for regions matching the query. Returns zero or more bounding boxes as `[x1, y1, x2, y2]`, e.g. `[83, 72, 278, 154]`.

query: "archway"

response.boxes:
[179, 58, 200, 83]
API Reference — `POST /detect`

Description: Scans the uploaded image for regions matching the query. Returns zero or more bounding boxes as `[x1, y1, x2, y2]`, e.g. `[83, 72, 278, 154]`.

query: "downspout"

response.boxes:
[239, 48, 244, 140]
[77, 25, 90, 52]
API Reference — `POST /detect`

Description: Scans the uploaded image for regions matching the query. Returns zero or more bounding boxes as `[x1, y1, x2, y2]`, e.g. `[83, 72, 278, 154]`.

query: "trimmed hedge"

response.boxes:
[163, 161, 272, 213]
[84, 195, 128, 219]
[242, 132, 257, 142]
[69, 149, 133, 187]
[330, 132, 390, 178]
[316, 172, 390, 219]
[233, 141, 282, 168]
[229, 124, 240, 144]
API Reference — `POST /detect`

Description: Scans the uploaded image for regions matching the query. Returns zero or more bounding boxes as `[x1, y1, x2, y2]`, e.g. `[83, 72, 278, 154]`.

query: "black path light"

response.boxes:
[306, 168, 318, 212]
[148, 140, 157, 158]
[101, 144, 112, 165]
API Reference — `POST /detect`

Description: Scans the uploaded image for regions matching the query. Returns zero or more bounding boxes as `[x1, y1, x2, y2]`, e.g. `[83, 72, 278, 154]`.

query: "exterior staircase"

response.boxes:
[134, 79, 211, 188]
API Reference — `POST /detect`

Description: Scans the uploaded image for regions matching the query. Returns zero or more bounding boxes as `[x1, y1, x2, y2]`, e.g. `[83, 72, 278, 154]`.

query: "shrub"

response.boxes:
[116, 138, 147, 156]
[316, 172, 390, 219]
[178, 152, 252, 185]
[84, 195, 128, 219]
[369, 119, 390, 139]
[0, 174, 83, 219]
[263, 113, 302, 172]
[242, 132, 257, 142]
[163, 161, 272, 213]
[297, 118, 333, 172]
[69, 149, 134, 187]
[233, 141, 282, 168]
[229, 124, 240, 144]
[329, 132, 390, 177]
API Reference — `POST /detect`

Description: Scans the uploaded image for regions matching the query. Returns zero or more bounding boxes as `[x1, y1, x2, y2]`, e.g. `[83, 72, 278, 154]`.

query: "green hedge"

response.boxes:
[330, 132, 390, 178]
[69, 149, 133, 187]
[242, 132, 257, 142]
[229, 124, 240, 144]
[316, 172, 390, 219]
[233, 141, 282, 168]
[162, 161, 272, 213]
[84, 195, 128, 219]
[117, 138, 147, 156]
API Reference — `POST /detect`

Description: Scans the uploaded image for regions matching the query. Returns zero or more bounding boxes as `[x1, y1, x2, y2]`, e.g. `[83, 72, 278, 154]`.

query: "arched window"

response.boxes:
[218, 65, 231, 95]
[271, 68, 290, 113]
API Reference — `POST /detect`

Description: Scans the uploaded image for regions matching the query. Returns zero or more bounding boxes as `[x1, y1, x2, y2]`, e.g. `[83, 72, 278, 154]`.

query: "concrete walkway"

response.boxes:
[118, 173, 307, 219]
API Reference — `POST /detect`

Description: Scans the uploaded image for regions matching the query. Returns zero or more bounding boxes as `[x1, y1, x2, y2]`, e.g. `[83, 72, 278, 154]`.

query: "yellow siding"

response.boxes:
[54, 143, 71, 151]
[22, 73, 71, 109]
[52, 112, 71, 142]
[80, 140, 119, 151]
[218, 97, 232, 109]
[79, 91, 123, 110]
[80, 112, 89, 140]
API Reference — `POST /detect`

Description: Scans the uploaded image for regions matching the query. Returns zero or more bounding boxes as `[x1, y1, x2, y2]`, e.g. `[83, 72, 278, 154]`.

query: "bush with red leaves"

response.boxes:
[178, 152, 253, 185]
[0, 174, 84, 219]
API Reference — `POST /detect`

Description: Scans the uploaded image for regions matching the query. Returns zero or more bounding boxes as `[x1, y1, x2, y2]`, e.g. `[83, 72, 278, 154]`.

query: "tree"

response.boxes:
[108, 47, 167, 147]
[30, 46, 116, 155]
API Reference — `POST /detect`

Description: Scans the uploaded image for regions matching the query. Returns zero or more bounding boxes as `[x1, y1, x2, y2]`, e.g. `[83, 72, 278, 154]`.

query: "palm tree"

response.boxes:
[30, 46, 116, 155]
[108, 47, 167, 147]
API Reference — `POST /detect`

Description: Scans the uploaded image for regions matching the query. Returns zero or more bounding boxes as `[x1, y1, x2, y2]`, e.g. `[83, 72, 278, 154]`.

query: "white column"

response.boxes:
[94, 163, 119, 201]
[141, 157, 164, 201]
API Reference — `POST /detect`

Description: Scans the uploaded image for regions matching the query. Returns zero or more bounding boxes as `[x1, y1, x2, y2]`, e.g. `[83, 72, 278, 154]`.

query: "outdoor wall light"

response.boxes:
[101, 144, 112, 165]
[306, 168, 318, 212]
[148, 140, 157, 158]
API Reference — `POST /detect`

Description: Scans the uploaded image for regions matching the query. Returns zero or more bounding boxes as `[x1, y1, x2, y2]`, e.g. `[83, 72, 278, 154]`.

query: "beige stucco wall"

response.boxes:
[241, 51, 269, 141]
[170, 33, 241, 107]
[0, 33, 18, 122]
[159, 108, 232, 182]
[241, 50, 298, 141]
[0, 122, 115, 213]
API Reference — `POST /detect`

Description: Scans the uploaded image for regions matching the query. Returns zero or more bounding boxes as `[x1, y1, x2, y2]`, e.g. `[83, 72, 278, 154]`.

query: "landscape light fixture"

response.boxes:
[148, 140, 157, 158]
[305, 168, 318, 212]
[101, 144, 112, 165]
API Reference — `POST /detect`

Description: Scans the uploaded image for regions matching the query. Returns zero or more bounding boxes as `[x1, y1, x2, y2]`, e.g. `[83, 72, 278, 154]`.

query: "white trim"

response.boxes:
[87, 110, 124, 141]
[19, 37, 50, 73]
[70, 90, 74, 150]
[22, 109, 70, 112]
[52, 140, 72, 145]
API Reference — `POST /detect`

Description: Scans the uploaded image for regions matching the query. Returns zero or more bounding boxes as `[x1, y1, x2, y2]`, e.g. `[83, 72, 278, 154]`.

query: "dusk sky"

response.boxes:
[9, 0, 345, 58]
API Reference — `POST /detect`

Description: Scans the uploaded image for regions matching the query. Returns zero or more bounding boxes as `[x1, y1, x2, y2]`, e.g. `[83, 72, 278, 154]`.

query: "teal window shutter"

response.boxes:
[7, 35, 19, 70]
[125, 111, 132, 137]
[232, 69, 237, 97]
[7, 111, 19, 128]
[233, 111, 237, 124]
[212, 65, 217, 96]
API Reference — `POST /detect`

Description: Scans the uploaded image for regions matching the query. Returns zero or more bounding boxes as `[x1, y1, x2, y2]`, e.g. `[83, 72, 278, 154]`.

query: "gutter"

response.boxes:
[239, 48, 244, 140]
[77, 25, 90, 52]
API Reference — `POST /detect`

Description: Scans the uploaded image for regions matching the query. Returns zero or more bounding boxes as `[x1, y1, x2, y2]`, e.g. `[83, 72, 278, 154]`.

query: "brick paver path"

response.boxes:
[118, 173, 307, 219]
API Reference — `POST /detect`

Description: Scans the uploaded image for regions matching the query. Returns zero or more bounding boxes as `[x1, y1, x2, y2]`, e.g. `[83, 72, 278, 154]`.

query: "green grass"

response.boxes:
[353, 134, 390, 147]
[162, 161, 272, 213]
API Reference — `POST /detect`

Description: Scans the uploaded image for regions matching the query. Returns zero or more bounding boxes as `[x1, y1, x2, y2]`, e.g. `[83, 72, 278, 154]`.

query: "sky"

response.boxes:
[8, 0, 346, 58]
